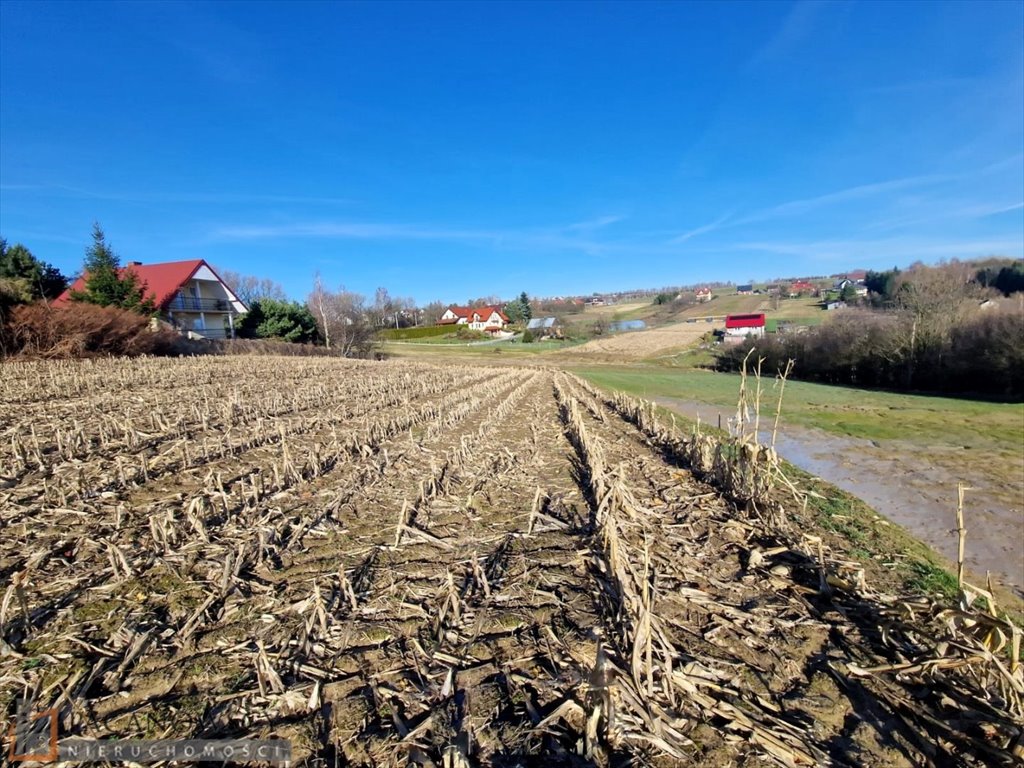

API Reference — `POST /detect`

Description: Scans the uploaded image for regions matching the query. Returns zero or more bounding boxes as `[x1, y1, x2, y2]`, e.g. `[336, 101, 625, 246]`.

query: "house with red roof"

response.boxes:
[437, 305, 510, 333]
[56, 259, 247, 339]
[723, 313, 766, 342]
[694, 287, 713, 303]
[788, 280, 816, 297]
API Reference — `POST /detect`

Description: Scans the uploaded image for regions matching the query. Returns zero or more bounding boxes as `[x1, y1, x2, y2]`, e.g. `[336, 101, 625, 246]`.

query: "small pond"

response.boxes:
[609, 319, 647, 331]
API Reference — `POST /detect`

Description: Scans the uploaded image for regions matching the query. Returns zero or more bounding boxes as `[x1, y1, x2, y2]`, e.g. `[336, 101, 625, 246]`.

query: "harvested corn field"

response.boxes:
[1, 356, 1021, 766]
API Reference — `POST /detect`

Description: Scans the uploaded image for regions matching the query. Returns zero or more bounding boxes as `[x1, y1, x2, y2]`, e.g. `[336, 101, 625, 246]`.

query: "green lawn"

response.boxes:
[381, 337, 586, 358]
[573, 366, 1023, 453]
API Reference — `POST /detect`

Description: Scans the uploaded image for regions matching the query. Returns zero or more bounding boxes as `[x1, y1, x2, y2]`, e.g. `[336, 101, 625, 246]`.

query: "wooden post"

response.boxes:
[955, 482, 968, 592]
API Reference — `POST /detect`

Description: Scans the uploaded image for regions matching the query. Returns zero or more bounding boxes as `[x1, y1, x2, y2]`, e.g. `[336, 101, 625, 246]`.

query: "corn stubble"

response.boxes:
[0, 356, 1019, 766]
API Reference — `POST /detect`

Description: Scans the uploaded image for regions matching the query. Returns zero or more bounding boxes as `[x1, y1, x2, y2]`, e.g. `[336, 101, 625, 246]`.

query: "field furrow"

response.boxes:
[1, 358, 1017, 767]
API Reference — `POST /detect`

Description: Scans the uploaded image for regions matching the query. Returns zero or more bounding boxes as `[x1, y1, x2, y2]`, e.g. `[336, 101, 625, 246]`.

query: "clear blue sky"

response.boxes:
[1, 1, 1022, 304]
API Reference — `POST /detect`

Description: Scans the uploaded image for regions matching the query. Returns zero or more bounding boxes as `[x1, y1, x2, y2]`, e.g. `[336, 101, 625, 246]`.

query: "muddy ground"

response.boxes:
[654, 396, 1024, 599]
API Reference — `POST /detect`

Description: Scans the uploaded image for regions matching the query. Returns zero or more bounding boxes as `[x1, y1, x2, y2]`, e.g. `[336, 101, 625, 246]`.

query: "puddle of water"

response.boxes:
[610, 320, 647, 331]
[655, 396, 1024, 598]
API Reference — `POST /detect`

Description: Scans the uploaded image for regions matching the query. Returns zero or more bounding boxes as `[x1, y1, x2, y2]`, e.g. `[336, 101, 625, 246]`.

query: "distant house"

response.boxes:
[825, 300, 847, 311]
[56, 259, 247, 339]
[526, 317, 558, 330]
[526, 317, 561, 338]
[695, 287, 713, 303]
[846, 270, 867, 283]
[833, 278, 867, 297]
[789, 281, 816, 297]
[723, 313, 765, 342]
[438, 305, 509, 333]
[736, 284, 754, 295]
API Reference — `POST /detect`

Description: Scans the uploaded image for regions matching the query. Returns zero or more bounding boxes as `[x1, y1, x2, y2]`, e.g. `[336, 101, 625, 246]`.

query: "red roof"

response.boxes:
[472, 306, 509, 323]
[446, 305, 509, 323]
[55, 259, 243, 311]
[695, 286, 712, 294]
[725, 313, 766, 329]
[790, 281, 815, 291]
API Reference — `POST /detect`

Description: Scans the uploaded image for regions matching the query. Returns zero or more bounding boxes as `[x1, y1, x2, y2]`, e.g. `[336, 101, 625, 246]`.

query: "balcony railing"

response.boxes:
[167, 295, 233, 312]
[187, 326, 233, 339]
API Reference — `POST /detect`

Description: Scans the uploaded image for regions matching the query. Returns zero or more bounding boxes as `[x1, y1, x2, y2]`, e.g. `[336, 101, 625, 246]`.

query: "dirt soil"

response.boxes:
[567, 323, 712, 359]
[0, 357, 1019, 767]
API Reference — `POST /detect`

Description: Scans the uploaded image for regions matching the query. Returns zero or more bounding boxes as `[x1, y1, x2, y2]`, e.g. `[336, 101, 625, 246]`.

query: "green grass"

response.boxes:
[765, 315, 826, 333]
[573, 366, 1023, 453]
[378, 325, 460, 341]
[381, 337, 586, 358]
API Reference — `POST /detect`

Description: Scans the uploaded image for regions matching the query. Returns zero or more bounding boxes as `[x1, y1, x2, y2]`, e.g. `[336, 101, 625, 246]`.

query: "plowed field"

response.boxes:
[1, 357, 1018, 766]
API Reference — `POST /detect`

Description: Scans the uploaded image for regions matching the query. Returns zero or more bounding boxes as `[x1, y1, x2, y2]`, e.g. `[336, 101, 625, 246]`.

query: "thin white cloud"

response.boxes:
[734, 174, 953, 226]
[563, 215, 624, 232]
[749, 0, 829, 66]
[210, 218, 677, 258]
[669, 212, 733, 244]
[0, 183, 352, 206]
[735, 236, 1022, 262]
[864, 200, 1024, 233]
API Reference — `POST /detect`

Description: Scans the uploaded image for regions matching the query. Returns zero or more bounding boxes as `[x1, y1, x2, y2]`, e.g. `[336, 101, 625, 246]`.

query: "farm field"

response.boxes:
[563, 323, 711, 359]
[576, 366, 1024, 594]
[1, 357, 1019, 766]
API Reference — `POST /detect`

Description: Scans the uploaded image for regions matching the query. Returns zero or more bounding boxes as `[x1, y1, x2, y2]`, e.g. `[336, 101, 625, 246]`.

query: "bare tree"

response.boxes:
[217, 268, 287, 307]
[421, 300, 447, 326]
[306, 280, 377, 358]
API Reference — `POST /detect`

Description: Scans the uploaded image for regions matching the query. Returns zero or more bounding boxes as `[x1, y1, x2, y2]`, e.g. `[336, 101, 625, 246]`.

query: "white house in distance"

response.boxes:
[723, 313, 766, 342]
[695, 287, 712, 303]
[57, 259, 248, 339]
[437, 305, 510, 333]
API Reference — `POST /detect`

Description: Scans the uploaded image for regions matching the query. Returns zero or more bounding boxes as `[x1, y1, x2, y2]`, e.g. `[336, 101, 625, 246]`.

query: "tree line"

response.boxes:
[719, 260, 1024, 399]
[1, 223, 527, 359]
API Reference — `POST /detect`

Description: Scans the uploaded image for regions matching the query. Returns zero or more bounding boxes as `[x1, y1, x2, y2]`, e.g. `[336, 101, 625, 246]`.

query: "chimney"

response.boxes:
[128, 261, 142, 266]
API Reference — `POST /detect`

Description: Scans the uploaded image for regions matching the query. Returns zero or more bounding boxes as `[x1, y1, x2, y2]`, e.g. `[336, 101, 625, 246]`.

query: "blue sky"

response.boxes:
[1, 1, 1022, 304]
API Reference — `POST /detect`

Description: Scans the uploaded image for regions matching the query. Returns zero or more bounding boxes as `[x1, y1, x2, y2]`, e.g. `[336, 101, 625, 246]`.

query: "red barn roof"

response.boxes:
[725, 313, 766, 329]
[55, 259, 243, 311]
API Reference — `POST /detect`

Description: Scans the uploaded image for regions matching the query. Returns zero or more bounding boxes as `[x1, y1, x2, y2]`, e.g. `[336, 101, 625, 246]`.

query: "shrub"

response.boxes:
[2, 302, 186, 359]
[455, 327, 487, 341]
[716, 307, 1023, 399]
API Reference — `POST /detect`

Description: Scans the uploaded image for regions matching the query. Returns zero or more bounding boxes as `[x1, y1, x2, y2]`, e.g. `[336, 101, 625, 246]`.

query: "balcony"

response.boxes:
[167, 294, 234, 312]
[186, 326, 233, 339]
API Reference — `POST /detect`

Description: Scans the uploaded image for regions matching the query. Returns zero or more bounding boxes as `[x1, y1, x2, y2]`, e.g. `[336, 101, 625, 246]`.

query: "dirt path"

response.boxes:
[653, 396, 1024, 598]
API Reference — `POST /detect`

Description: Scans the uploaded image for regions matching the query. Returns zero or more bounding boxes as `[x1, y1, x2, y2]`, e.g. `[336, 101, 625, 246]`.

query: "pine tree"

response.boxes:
[69, 224, 155, 313]
[518, 291, 532, 321]
[0, 238, 68, 301]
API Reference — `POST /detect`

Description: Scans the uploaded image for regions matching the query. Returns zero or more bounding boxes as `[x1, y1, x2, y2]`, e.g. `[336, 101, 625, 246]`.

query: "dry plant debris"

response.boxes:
[0, 356, 1020, 767]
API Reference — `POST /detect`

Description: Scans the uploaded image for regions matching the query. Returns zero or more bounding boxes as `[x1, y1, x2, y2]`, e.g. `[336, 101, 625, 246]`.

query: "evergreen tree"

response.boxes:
[518, 291, 532, 321]
[69, 223, 155, 313]
[0, 238, 68, 301]
[237, 298, 319, 343]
